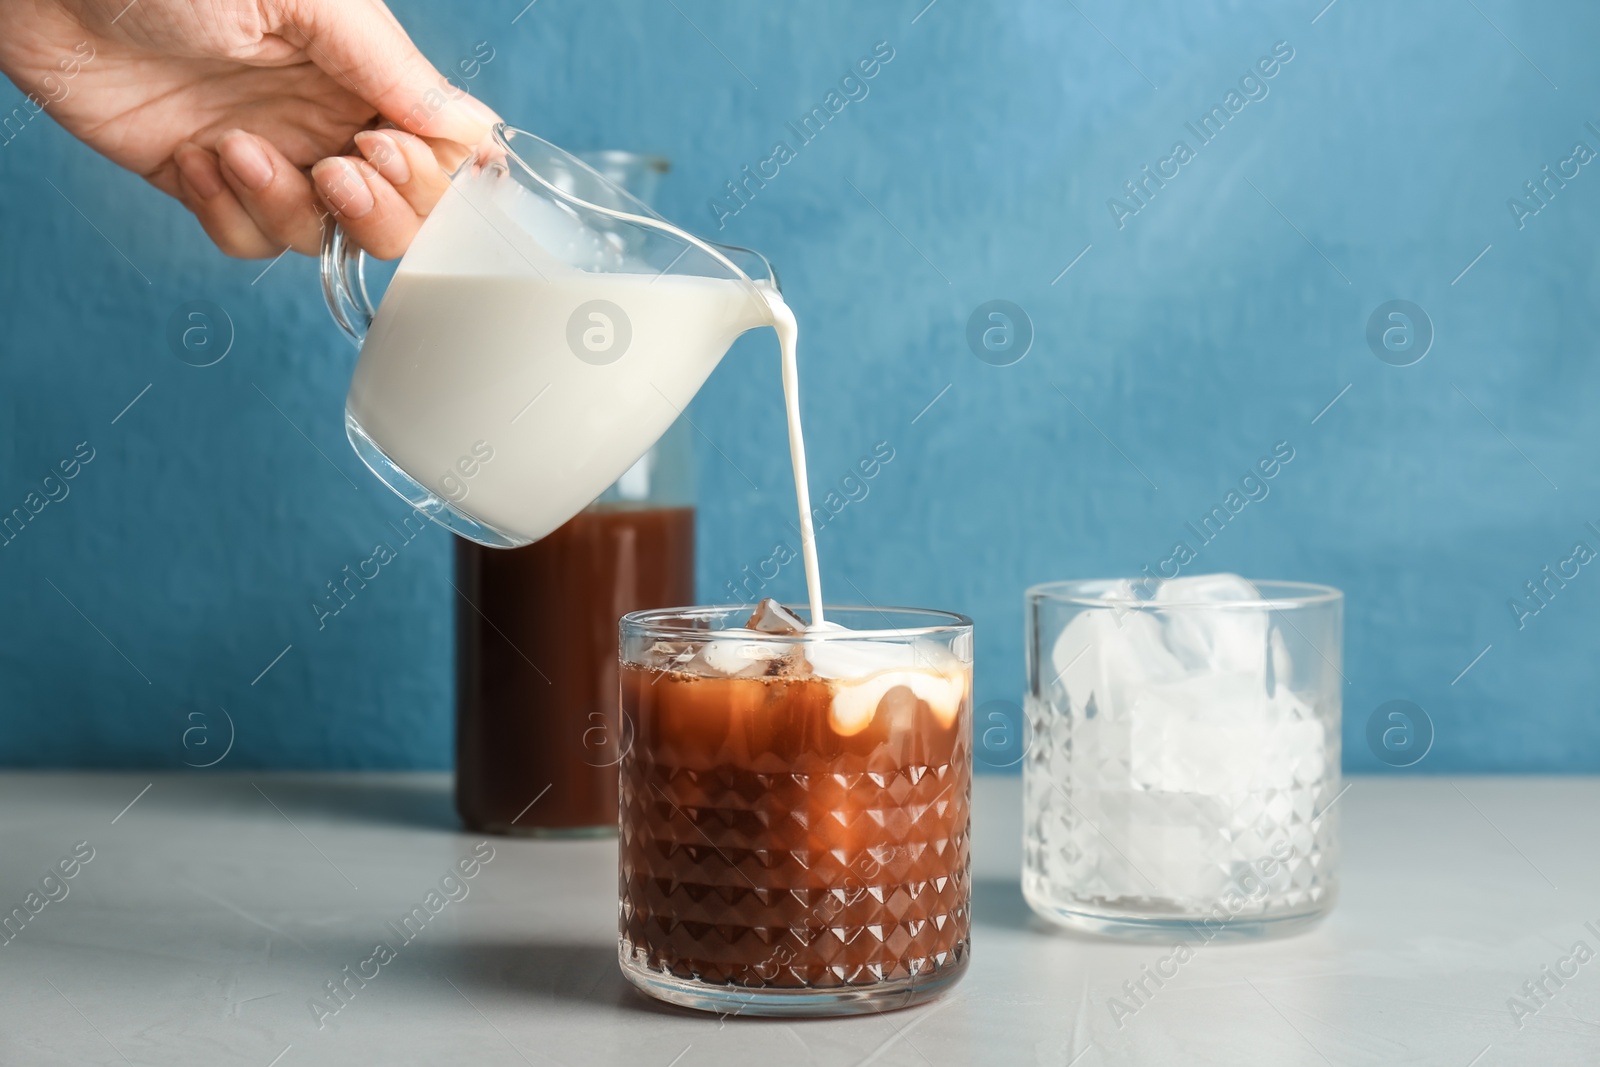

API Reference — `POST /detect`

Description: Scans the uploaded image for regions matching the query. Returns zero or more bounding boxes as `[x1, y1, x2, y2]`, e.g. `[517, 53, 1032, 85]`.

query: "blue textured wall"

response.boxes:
[2, 0, 1598, 772]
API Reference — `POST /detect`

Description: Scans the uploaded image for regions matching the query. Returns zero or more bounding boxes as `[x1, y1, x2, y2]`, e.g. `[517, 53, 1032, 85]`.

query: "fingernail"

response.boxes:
[174, 143, 224, 199]
[355, 131, 410, 186]
[313, 158, 375, 219]
[217, 131, 273, 191]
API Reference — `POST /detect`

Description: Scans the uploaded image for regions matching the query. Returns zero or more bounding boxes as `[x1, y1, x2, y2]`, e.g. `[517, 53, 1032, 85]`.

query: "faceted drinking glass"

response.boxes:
[1023, 579, 1342, 939]
[618, 605, 973, 1016]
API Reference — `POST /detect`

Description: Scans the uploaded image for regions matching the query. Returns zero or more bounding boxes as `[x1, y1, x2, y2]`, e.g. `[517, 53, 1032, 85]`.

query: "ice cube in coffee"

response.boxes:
[617, 601, 973, 1016]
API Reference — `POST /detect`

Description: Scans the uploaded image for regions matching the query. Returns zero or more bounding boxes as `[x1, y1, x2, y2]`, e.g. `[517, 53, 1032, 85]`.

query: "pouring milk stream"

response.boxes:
[323, 126, 828, 623]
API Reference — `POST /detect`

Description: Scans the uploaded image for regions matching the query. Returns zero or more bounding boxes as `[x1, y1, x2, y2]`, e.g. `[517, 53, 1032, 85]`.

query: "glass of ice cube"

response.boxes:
[1023, 577, 1342, 940]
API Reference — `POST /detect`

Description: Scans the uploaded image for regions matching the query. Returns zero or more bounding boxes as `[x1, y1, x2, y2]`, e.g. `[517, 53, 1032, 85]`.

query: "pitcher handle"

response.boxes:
[320, 220, 375, 346]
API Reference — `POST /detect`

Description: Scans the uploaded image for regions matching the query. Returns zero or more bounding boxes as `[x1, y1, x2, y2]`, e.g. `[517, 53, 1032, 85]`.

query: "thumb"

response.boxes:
[275, 0, 500, 144]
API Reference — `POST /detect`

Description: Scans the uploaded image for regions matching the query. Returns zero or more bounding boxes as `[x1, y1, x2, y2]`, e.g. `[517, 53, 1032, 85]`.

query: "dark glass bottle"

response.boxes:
[454, 152, 692, 836]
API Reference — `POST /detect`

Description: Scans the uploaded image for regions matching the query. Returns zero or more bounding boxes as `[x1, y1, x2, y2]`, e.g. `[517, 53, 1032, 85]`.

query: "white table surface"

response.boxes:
[0, 773, 1594, 1066]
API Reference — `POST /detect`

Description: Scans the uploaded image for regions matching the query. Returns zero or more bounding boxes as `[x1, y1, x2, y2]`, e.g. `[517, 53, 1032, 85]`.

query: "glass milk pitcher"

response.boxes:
[320, 125, 778, 548]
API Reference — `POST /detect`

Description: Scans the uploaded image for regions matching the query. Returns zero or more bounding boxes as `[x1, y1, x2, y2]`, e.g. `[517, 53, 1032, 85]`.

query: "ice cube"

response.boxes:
[696, 629, 786, 677]
[1050, 574, 1327, 904]
[1154, 574, 1267, 675]
[1055, 572, 1322, 792]
[1127, 673, 1324, 793]
[1099, 611, 1189, 709]
[745, 598, 807, 635]
[1051, 603, 1187, 719]
[1267, 626, 1292, 698]
[1049, 580, 1143, 713]
[637, 640, 696, 673]
[1048, 610, 1100, 712]
[1152, 573, 1261, 605]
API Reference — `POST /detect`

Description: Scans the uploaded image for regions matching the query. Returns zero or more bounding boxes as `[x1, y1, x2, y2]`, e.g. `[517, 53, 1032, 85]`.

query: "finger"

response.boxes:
[420, 136, 473, 175]
[172, 142, 281, 259]
[353, 129, 450, 218]
[215, 130, 327, 256]
[312, 156, 421, 261]
[272, 0, 502, 145]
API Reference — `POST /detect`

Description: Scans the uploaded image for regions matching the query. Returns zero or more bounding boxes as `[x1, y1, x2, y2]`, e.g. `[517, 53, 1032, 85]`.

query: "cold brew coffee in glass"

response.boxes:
[618, 603, 973, 1016]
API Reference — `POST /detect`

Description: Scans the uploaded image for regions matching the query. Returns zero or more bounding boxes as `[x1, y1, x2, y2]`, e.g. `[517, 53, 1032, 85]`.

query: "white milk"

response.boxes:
[349, 270, 772, 541]
[763, 292, 825, 625]
[347, 167, 827, 615]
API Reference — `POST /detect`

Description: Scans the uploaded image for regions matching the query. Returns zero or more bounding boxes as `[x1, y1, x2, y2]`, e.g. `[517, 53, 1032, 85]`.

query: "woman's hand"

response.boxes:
[0, 0, 496, 258]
